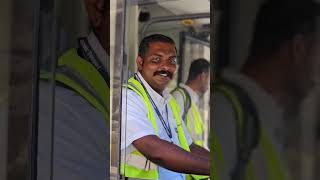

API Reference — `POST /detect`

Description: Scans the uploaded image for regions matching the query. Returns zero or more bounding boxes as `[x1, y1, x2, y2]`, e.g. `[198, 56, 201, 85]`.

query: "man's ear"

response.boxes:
[136, 56, 144, 71]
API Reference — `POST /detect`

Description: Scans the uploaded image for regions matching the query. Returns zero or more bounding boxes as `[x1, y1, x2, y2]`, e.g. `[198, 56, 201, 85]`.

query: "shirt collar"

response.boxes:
[137, 72, 171, 111]
[87, 32, 109, 72]
[179, 83, 200, 106]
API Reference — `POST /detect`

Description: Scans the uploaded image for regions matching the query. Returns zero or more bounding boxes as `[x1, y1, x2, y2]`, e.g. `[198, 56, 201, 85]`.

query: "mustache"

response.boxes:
[153, 70, 173, 78]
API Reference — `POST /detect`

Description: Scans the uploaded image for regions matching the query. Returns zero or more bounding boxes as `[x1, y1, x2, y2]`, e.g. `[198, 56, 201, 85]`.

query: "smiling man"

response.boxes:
[121, 34, 210, 180]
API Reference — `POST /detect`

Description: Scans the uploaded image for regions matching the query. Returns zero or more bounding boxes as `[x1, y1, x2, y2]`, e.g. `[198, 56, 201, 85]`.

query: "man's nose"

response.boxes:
[159, 60, 171, 70]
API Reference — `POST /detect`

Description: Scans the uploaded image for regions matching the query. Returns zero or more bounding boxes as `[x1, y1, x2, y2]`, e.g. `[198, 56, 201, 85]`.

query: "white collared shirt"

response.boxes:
[172, 83, 200, 116]
[181, 83, 200, 107]
[121, 72, 193, 180]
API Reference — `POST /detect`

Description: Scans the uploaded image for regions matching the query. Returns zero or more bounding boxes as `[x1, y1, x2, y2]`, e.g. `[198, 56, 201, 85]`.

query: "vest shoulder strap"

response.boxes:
[213, 79, 260, 180]
[172, 86, 191, 121]
[126, 77, 159, 135]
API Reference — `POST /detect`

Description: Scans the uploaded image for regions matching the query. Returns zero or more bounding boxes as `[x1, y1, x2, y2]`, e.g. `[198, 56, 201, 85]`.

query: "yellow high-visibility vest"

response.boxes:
[121, 77, 208, 180]
[40, 48, 109, 123]
[186, 103, 205, 147]
[172, 87, 205, 147]
[211, 83, 288, 180]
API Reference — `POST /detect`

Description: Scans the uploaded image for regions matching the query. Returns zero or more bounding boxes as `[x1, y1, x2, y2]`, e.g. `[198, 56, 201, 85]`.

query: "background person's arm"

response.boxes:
[133, 135, 210, 175]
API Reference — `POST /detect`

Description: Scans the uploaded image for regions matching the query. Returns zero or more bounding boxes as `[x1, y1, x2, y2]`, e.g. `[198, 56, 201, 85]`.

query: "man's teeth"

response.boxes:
[159, 73, 168, 77]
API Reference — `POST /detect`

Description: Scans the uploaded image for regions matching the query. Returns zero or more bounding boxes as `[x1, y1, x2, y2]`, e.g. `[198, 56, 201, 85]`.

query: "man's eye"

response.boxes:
[151, 57, 160, 62]
[169, 58, 177, 64]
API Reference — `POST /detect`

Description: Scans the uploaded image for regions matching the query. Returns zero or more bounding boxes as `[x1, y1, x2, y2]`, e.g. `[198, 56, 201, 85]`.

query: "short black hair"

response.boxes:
[248, 0, 320, 60]
[187, 58, 210, 81]
[138, 34, 177, 57]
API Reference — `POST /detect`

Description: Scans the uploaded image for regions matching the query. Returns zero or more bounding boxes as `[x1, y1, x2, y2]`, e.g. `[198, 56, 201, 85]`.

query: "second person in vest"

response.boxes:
[172, 59, 210, 148]
[211, 1, 320, 180]
[121, 34, 210, 180]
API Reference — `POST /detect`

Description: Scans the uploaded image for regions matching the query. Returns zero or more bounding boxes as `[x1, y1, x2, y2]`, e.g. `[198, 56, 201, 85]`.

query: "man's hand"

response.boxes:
[132, 135, 210, 175]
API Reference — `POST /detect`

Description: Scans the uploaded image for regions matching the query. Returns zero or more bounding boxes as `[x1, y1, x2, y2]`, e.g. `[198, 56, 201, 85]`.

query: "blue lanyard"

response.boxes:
[134, 73, 173, 139]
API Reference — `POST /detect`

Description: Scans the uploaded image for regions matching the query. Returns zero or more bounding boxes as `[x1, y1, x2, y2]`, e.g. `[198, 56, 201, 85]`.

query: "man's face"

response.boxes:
[199, 72, 210, 94]
[137, 42, 177, 94]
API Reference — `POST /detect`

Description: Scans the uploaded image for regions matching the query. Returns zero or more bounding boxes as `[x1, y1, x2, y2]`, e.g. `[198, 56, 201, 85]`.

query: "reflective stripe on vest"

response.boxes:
[186, 103, 205, 147]
[40, 49, 109, 123]
[212, 83, 288, 180]
[121, 77, 208, 180]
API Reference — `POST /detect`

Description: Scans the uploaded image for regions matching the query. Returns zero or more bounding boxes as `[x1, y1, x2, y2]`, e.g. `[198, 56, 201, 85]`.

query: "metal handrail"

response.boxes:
[140, 12, 210, 37]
